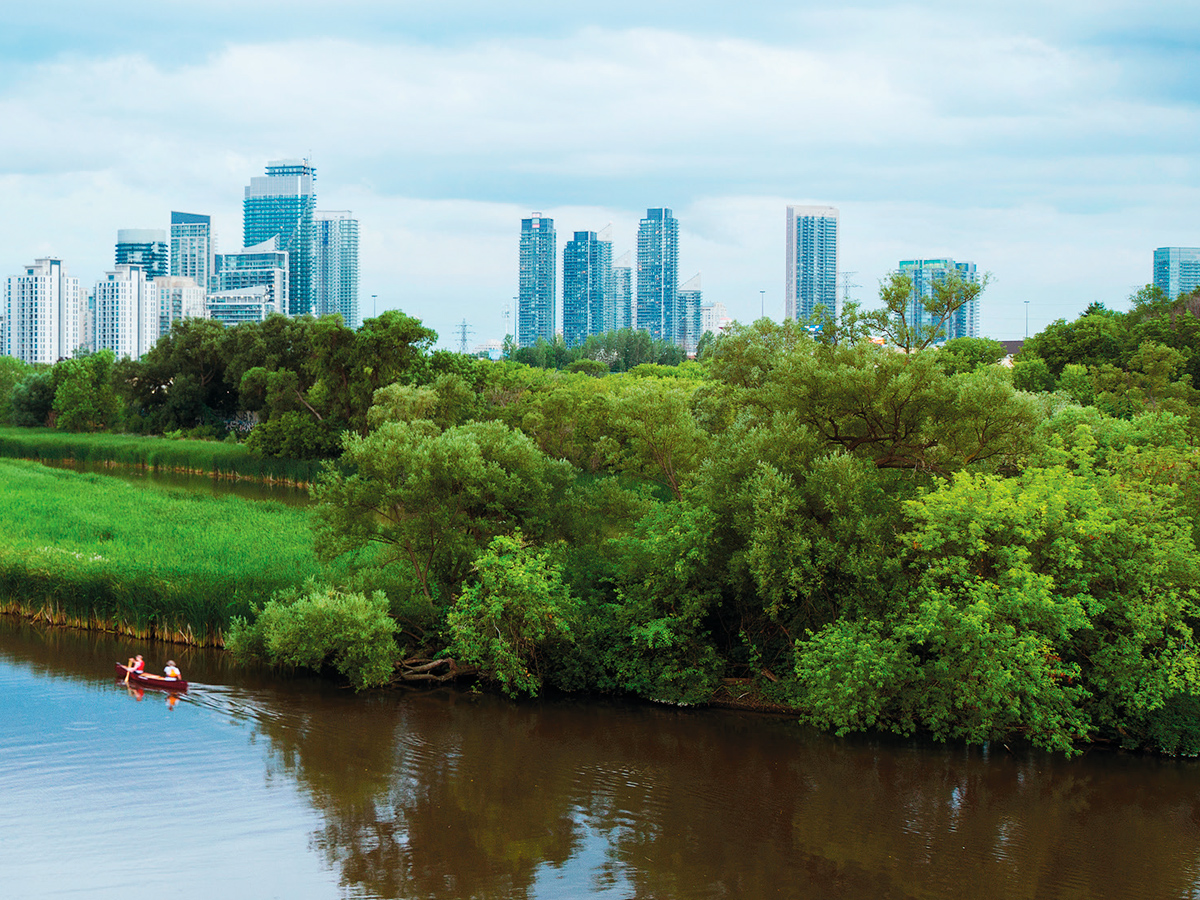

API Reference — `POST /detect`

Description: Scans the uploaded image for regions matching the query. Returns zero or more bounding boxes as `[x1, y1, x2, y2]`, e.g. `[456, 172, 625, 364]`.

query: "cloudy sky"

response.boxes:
[2, 1, 1197, 346]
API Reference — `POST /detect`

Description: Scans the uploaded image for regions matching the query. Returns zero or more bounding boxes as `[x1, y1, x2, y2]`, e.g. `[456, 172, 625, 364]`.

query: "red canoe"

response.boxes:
[115, 663, 188, 692]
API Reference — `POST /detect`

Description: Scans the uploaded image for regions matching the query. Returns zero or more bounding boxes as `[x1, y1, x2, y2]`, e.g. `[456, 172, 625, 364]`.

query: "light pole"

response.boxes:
[372, 294, 378, 319]
[1024, 300, 1029, 339]
[760, 290, 765, 319]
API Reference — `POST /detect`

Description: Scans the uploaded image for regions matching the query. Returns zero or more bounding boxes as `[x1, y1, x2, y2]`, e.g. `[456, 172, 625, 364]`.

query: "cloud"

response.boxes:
[0, 9, 1197, 346]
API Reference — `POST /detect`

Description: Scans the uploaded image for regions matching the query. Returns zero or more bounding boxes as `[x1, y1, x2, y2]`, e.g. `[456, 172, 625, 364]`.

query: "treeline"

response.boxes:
[4, 276, 1200, 755]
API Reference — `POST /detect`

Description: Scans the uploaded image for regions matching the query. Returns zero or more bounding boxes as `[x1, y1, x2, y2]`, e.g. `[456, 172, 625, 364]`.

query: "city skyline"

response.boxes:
[1, 2, 1198, 348]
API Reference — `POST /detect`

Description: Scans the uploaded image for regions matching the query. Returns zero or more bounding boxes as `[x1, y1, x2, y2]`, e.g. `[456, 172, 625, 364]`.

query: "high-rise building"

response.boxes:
[154, 276, 206, 339]
[701, 301, 731, 335]
[611, 251, 633, 332]
[115, 229, 169, 279]
[207, 287, 280, 326]
[314, 211, 360, 327]
[897, 258, 979, 341]
[562, 230, 612, 347]
[94, 265, 160, 359]
[170, 212, 213, 293]
[1153, 247, 1200, 300]
[518, 213, 556, 347]
[785, 205, 839, 323]
[4, 258, 84, 363]
[243, 159, 316, 316]
[677, 274, 703, 355]
[636, 208, 680, 344]
[212, 239, 289, 316]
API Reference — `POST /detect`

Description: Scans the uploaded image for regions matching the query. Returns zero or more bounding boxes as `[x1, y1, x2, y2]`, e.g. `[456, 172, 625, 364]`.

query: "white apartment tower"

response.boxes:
[4, 258, 84, 364]
[170, 212, 213, 293]
[94, 265, 160, 359]
[786, 205, 839, 323]
[154, 276, 207, 339]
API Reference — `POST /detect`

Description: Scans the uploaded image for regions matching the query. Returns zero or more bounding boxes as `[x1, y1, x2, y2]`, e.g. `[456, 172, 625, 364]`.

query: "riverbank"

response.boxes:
[0, 426, 324, 486]
[0, 459, 324, 646]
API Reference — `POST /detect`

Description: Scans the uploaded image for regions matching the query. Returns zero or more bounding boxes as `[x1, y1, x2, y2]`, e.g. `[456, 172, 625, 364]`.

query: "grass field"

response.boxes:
[0, 427, 325, 484]
[0, 459, 324, 645]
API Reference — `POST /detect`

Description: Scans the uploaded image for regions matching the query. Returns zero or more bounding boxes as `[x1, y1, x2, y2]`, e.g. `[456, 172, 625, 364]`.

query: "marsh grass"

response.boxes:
[0, 459, 324, 645]
[0, 427, 324, 484]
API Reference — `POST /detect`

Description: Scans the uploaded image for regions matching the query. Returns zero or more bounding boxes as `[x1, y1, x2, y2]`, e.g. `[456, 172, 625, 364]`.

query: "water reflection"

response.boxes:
[3, 616, 1200, 900]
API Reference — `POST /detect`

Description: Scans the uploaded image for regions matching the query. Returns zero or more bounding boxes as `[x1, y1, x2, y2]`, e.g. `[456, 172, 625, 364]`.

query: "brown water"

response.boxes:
[2, 616, 1198, 899]
[37, 456, 312, 505]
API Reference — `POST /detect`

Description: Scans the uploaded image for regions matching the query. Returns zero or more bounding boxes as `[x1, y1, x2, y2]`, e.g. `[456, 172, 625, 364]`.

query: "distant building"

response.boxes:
[207, 286, 281, 326]
[611, 251, 633, 331]
[115, 229, 168, 279]
[1153, 247, 1200, 300]
[212, 239, 289, 316]
[4, 258, 84, 363]
[314, 211, 360, 327]
[897, 258, 979, 341]
[154, 276, 206, 339]
[170, 212, 213, 293]
[518, 213, 556, 347]
[94, 265, 159, 359]
[701, 301, 731, 334]
[563, 230, 612, 347]
[244, 159, 316, 315]
[636, 208, 680, 345]
[677, 274, 703, 355]
[785, 205, 839, 323]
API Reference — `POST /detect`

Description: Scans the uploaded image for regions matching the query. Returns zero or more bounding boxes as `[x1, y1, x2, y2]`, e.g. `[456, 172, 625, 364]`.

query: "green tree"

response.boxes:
[447, 532, 578, 697]
[52, 350, 119, 432]
[311, 419, 576, 605]
[228, 583, 400, 690]
[867, 271, 989, 353]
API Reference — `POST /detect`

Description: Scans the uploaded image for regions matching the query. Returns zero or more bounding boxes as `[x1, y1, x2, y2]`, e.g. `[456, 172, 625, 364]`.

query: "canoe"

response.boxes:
[115, 663, 188, 692]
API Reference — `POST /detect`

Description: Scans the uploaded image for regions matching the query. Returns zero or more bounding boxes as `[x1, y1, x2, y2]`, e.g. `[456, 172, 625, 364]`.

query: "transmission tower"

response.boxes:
[840, 271, 861, 306]
[456, 319, 474, 354]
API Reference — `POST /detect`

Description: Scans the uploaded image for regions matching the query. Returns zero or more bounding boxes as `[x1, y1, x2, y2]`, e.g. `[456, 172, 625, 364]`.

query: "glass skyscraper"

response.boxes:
[115, 229, 168, 279]
[785, 205, 839, 323]
[244, 159, 316, 316]
[636, 208, 679, 345]
[314, 211, 360, 328]
[518, 214, 556, 347]
[213, 239, 289, 316]
[677, 273, 703, 355]
[170, 212, 212, 292]
[562, 230, 612, 347]
[611, 252, 633, 332]
[1153, 247, 1200, 300]
[897, 258, 979, 341]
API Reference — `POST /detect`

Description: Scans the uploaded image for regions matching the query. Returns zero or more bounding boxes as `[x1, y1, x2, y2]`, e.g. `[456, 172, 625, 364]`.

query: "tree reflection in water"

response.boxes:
[247, 688, 1200, 900]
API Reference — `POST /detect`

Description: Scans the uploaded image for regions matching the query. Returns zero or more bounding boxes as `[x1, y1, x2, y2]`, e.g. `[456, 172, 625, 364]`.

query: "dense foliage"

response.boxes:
[4, 281, 1199, 754]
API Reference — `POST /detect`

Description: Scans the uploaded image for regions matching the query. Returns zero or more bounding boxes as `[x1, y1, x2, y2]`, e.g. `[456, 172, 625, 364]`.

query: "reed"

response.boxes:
[0, 427, 325, 485]
[0, 459, 324, 645]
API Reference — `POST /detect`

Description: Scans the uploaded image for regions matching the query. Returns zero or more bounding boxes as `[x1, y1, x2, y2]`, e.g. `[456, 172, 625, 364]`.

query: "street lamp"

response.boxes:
[760, 290, 765, 318]
[372, 294, 378, 319]
[1024, 300, 1029, 339]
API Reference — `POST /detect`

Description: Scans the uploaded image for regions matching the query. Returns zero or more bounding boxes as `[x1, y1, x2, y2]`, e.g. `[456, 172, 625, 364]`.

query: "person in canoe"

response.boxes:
[164, 660, 182, 681]
[123, 654, 145, 683]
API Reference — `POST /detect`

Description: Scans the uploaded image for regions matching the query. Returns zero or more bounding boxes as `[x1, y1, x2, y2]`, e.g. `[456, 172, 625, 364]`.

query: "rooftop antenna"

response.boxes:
[456, 319, 475, 354]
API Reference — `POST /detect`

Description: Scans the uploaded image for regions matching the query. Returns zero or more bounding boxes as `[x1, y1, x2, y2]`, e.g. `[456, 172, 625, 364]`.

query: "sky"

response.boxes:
[1, 1, 1198, 347]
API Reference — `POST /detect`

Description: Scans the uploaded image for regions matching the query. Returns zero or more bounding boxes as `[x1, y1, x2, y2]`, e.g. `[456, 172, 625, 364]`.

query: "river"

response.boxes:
[1, 616, 1198, 900]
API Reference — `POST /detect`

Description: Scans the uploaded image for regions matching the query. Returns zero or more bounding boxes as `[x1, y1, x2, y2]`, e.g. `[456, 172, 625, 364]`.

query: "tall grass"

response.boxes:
[0, 459, 325, 645]
[0, 427, 325, 484]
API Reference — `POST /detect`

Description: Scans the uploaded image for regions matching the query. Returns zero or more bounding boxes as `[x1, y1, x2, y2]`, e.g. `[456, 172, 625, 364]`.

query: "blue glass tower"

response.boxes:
[636, 208, 679, 344]
[786, 205, 838, 323]
[562, 230, 612, 347]
[518, 214, 556, 347]
[243, 159, 316, 316]
[897, 258, 979, 341]
[1153, 247, 1200, 300]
